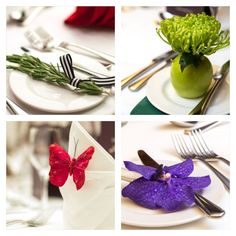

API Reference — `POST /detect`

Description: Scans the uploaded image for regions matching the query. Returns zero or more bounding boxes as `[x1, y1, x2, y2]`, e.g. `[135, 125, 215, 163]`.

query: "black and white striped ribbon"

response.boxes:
[89, 76, 115, 87]
[60, 54, 115, 87]
[59, 54, 81, 88]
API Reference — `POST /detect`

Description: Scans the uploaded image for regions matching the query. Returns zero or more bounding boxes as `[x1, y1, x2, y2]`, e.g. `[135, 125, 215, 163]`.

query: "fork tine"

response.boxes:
[178, 133, 193, 154]
[189, 131, 203, 156]
[198, 130, 215, 156]
[176, 134, 189, 157]
[172, 134, 189, 158]
[172, 133, 192, 159]
[171, 134, 183, 156]
[192, 130, 208, 156]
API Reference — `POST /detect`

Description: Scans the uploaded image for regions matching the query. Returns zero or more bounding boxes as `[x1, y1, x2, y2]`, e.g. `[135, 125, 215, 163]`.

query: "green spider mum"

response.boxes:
[157, 13, 230, 55]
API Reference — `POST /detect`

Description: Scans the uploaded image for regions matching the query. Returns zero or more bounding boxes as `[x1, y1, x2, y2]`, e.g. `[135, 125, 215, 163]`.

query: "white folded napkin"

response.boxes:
[60, 121, 114, 229]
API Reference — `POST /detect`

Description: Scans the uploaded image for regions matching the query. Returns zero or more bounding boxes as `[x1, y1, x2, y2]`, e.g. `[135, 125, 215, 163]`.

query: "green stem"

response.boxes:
[6, 54, 106, 96]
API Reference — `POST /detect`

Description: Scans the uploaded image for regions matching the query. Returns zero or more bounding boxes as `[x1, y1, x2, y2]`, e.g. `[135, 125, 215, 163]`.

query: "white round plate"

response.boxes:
[146, 67, 229, 115]
[9, 71, 106, 113]
[121, 160, 225, 228]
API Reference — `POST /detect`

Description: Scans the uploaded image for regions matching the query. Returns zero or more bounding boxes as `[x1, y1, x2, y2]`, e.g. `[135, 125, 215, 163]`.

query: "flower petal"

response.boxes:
[122, 177, 163, 209]
[169, 184, 195, 206]
[124, 161, 156, 180]
[122, 177, 195, 211]
[163, 158, 193, 177]
[171, 176, 211, 190]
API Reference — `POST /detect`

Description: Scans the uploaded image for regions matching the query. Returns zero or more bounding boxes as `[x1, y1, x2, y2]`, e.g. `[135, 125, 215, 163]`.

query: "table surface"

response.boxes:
[121, 121, 230, 229]
[6, 6, 115, 115]
[120, 7, 230, 114]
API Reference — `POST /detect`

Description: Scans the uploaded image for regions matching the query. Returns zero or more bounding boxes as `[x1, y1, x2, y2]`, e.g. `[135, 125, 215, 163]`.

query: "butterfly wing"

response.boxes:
[49, 144, 70, 187]
[73, 146, 94, 190]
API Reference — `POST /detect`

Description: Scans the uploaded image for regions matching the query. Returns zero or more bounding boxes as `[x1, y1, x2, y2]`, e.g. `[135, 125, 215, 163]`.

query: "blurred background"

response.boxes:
[6, 121, 115, 218]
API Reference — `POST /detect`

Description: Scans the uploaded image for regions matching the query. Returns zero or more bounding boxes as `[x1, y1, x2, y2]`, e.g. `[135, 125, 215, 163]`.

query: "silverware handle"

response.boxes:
[184, 121, 218, 134]
[194, 193, 225, 217]
[198, 158, 230, 191]
[7, 219, 28, 226]
[121, 61, 156, 89]
[217, 156, 230, 166]
[128, 61, 168, 91]
[188, 82, 216, 115]
[22, 7, 46, 26]
[121, 51, 177, 89]
[61, 42, 115, 64]
[200, 80, 221, 114]
[54, 46, 110, 77]
[201, 62, 229, 114]
[6, 99, 28, 115]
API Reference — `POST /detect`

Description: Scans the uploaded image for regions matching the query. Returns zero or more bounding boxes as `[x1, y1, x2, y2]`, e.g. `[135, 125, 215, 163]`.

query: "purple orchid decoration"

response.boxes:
[122, 159, 211, 211]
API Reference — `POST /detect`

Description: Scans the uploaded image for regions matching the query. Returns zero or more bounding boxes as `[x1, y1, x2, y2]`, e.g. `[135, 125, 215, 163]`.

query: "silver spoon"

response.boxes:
[8, 7, 48, 26]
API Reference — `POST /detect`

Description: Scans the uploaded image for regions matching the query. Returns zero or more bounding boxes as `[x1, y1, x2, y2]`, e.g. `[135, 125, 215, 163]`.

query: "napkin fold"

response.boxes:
[60, 122, 114, 229]
[130, 96, 167, 115]
[65, 7, 115, 29]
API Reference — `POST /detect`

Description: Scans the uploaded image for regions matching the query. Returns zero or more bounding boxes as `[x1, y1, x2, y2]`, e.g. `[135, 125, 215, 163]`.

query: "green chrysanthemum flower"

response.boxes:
[157, 13, 229, 55]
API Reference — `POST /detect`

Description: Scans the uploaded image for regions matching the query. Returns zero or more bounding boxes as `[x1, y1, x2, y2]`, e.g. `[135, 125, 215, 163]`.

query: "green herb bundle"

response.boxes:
[157, 13, 230, 56]
[6, 54, 107, 95]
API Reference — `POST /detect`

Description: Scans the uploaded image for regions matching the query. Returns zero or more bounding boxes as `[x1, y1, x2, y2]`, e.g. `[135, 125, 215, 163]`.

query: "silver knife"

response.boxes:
[121, 50, 177, 89]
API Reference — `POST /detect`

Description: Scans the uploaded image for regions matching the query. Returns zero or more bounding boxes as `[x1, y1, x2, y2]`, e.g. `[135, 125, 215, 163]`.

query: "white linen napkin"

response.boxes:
[60, 121, 114, 229]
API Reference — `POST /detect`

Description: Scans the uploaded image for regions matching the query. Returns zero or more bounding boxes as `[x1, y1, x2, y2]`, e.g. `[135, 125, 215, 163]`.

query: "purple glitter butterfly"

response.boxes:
[122, 159, 211, 211]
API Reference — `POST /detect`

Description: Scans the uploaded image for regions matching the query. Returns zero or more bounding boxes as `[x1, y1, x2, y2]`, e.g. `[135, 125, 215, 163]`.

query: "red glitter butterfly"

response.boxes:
[49, 143, 94, 190]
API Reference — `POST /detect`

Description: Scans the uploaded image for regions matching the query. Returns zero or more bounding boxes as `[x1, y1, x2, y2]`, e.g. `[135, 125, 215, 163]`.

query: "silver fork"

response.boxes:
[189, 130, 230, 166]
[25, 27, 114, 64]
[7, 208, 55, 227]
[172, 133, 230, 191]
[6, 98, 28, 115]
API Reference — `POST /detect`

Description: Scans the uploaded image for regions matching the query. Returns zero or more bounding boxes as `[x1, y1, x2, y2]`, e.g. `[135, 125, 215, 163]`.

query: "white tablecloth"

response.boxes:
[6, 6, 115, 115]
[120, 7, 230, 114]
[121, 121, 230, 229]
[7, 198, 64, 230]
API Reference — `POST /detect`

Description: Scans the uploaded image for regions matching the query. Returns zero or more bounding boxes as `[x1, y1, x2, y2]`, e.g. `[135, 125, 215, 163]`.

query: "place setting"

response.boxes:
[6, 6, 115, 115]
[120, 6, 230, 115]
[6, 121, 115, 229]
[121, 121, 230, 229]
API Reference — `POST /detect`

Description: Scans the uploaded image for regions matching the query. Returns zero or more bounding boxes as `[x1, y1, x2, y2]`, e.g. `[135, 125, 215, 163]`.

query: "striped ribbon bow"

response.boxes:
[59, 54, 81, 88]
[60, 54, 115, 87]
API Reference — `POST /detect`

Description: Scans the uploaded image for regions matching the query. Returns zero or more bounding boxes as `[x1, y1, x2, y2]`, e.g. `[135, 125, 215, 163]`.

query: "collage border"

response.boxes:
[1, 0, 235, 235]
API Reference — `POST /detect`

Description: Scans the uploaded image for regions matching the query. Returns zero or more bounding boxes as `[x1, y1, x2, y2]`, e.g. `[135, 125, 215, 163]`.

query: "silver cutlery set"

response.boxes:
[8, 7, 115, 85]
[122, 50, 230, 115]
[7, 7, 116, 114]
[24, 26, 115, 84]
[121, 50, 177, 90]
[122, 122, 229, 218]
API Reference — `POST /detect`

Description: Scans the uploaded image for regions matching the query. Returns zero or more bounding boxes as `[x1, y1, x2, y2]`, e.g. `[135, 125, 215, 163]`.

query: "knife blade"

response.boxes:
[121, 50, 177, 89]
[137, 149, 225, 217]
[137, 150, 160, 168]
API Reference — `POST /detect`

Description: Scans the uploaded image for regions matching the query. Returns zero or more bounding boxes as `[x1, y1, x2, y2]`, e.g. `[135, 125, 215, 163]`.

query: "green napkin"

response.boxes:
[130, 96, 167, 115]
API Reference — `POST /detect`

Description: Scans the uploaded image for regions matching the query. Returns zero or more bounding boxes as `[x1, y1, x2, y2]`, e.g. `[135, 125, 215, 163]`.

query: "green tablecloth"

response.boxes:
[130, 97, 167, 115]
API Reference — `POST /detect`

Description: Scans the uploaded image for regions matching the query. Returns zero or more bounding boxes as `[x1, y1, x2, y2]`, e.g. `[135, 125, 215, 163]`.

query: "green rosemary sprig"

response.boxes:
[6, 54, 107, 95]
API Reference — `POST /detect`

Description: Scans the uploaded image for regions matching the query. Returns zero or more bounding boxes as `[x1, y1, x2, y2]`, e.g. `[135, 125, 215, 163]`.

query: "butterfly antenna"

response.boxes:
[73, 137, 79, 157]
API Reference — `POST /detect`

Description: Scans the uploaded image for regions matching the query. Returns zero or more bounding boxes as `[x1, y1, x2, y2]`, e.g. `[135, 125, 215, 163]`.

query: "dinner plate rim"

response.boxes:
[146, 66, 230, 115]
[9, 70, 106, 113]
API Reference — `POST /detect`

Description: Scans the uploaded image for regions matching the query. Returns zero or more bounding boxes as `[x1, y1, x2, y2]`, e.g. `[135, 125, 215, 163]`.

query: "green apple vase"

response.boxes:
[157, 13, 230, 99]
